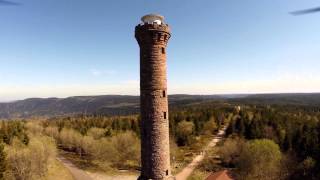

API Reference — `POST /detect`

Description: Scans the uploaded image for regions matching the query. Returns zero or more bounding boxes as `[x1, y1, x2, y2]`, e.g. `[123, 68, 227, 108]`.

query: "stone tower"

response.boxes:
[135, 14, 173, 180]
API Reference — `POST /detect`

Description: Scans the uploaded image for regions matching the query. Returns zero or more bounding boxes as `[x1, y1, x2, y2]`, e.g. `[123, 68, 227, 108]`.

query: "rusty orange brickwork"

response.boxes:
[135, 15, 174, 180]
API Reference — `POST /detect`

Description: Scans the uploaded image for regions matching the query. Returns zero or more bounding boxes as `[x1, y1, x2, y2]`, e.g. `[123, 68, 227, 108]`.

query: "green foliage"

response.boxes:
[237, 139, 282, 180]
[0, 121, 29, 145]
[218, 137, 245, 167]
[199, 149, 220, 172]
[176, 120, 195, 146]
[0, 143, 6, 180]
[4, 135, 57, 180]
[226, 106, 320, 178]
[45, 115, 140, 136]
[111, 131, 140, 167]
[170, 105, 228, 146]
[300, 157, 316, 173]
[202, 117, 218, 135]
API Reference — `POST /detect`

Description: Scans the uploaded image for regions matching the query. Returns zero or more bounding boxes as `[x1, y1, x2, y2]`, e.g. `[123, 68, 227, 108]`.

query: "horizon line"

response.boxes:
[1, 91, 320, 103]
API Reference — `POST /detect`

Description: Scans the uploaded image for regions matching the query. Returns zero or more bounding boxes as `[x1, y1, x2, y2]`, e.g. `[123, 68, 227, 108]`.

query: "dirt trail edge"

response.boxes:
[58, 126, 227, 180]
[57, 156, 93, 180]
[175, 126, 228, 180]
[57, 156, 138, 180]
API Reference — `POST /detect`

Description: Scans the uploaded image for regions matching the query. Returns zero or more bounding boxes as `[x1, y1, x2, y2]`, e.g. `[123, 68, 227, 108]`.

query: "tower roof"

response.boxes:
[141, 14, 165, 25]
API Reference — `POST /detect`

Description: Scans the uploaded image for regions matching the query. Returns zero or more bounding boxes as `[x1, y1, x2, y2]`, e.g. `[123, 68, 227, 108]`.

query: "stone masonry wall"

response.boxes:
[135, 23, 172, 180]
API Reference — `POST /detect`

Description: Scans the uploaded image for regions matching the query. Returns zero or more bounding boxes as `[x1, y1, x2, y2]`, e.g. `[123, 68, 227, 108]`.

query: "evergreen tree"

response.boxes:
[283, 133, 292, 151]
[235, 117, 245, 136]
[226, 119, 235, 135]
[0, 143, 6, 180]
[248, 119, 263, 139]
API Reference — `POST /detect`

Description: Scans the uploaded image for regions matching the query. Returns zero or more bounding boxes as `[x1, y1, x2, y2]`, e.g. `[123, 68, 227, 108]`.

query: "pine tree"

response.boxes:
[235, 117, 245, 136]
[0, 143, 6, 180]
[283, 133, 291, 151]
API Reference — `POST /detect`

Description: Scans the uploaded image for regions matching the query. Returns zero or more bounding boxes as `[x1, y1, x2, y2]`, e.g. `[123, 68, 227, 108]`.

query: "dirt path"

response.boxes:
[57, 156, 93, 180]
[175, 126, 227, 180]
[86, 171, 137, 180]
[58, 126, 227, 180]
[57, 156, 138, 180]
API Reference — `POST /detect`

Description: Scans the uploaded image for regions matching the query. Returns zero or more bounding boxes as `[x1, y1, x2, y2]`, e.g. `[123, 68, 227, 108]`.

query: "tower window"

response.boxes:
[161, 47, 165, 54]
[158, 33, 161, 41]
[162, 90, 166, 97]
[164, 112, 167, 119]
[166, 170, 169, 176]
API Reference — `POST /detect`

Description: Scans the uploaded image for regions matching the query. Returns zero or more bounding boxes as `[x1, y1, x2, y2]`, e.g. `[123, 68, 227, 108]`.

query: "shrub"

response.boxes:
[5, 135, 56, 180]
[86, 127, 105, 140]
[0, 143, 6, 180]
[237, 139, 282, 180]
[111, 131, 140, 167]
[176, 120, 195, 146]
[218, 137, 245, 167]
[202, 117, 218, 135]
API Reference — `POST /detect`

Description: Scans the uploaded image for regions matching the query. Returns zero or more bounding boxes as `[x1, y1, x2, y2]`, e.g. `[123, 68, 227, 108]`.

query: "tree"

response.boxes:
[111, 131, 140, 167]
[247, 119, 263, 139]
[226, 119, 235, 135]
[44, 126, 59, 140]
[176, 120, 194, 146]
[5, 136, 57, 180]
[202, 117, 217, 135]
[87, 127, 105, 140]
[219, 137, 245, 167]
[298, 157, 316, 178]
[235, 116, 245, 136]
[237, 139, 282, 180]
[0, 143, 6, 180]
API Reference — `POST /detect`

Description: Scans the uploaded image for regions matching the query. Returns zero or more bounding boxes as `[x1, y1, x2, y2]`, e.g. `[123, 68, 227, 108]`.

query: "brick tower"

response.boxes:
[135, 14, 173, 180]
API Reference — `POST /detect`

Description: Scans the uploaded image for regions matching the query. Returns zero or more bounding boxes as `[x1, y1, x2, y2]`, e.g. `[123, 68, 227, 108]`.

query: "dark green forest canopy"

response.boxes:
[0, 93, 320, 179]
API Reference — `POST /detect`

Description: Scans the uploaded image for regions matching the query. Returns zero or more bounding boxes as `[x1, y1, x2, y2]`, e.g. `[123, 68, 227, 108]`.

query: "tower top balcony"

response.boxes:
[135, 14, 171, 46]
[135, 14, 170, 36]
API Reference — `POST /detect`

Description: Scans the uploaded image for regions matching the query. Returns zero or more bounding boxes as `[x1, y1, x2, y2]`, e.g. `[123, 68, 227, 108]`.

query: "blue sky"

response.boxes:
[0, 0, 320, 101]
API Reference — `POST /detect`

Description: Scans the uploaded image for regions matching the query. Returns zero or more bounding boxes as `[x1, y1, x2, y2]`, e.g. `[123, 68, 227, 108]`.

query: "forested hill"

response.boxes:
[0, 93, 319, 119]
[230, 93, 320, 106]
[0, 95, 221, 118]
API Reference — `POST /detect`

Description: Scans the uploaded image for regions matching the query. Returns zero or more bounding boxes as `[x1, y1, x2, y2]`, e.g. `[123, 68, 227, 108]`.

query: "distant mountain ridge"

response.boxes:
[0, 93, 319, 119]
[0, 95, 221, 119]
